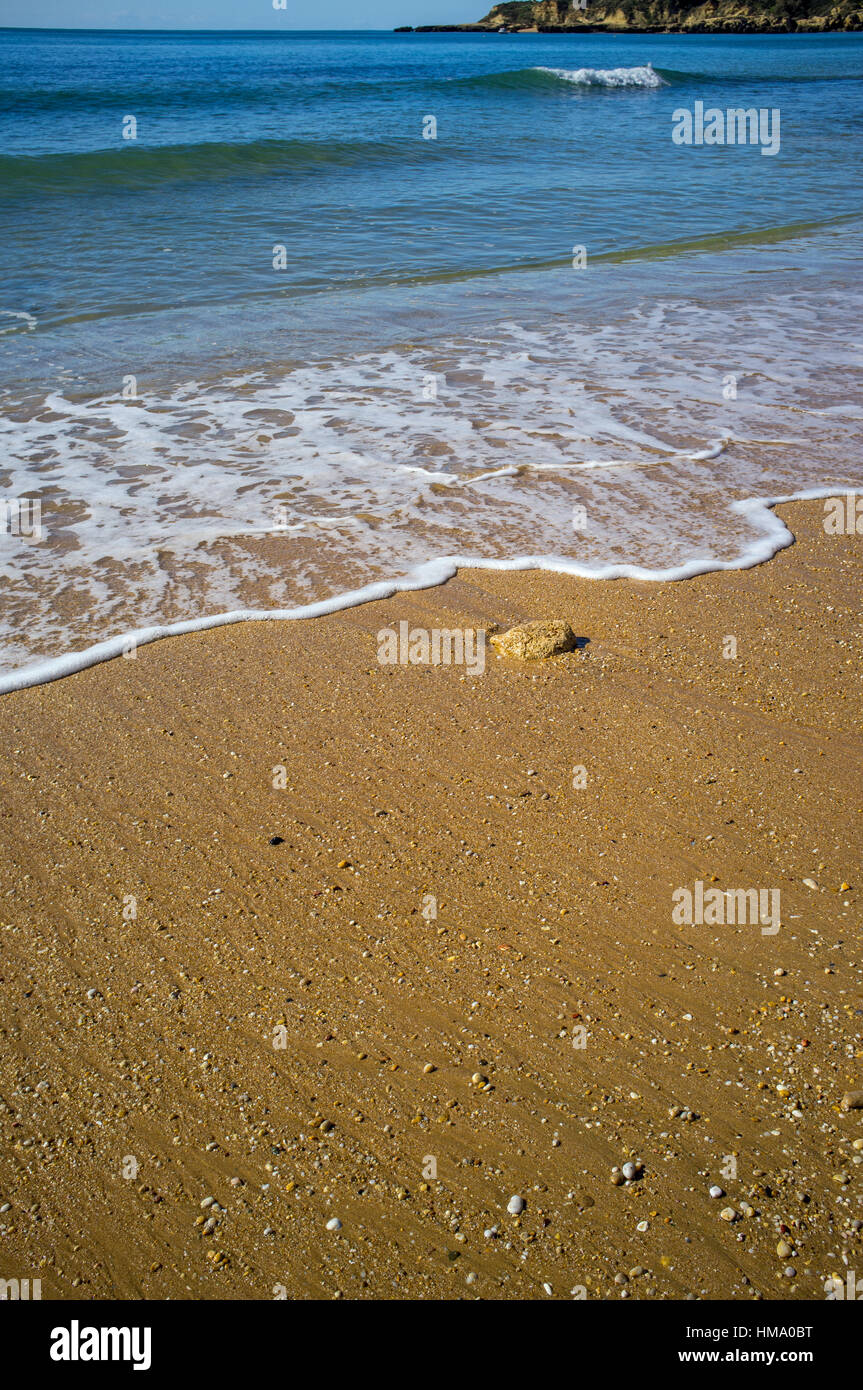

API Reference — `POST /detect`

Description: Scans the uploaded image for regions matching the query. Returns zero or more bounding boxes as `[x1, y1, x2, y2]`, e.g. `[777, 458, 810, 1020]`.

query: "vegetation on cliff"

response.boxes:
[403, 0, 863, 31]
[483, 0, 863, 30]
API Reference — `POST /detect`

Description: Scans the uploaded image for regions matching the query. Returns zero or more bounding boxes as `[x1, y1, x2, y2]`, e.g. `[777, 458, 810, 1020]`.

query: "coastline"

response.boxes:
[398, 23, 863, 33]
[1, 497, 861, 1300]
[0, 486, 846, 696]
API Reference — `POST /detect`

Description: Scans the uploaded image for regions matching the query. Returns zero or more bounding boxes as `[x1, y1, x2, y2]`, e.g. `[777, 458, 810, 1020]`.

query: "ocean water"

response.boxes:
[1, 28, 862, 688]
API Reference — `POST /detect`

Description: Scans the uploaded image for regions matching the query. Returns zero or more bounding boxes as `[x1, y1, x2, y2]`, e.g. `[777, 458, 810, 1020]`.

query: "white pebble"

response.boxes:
[326, 1217, 342, 1231]
[507, 1195, 525, 1215]
[709, 1185, 725, 1199]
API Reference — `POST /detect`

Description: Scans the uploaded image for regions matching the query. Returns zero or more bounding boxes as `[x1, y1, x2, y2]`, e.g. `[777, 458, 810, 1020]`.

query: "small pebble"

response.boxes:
[709, 1185, 725, 1199]
[507, 1195, 525, 1215]
[326, 1217, 342, 1231]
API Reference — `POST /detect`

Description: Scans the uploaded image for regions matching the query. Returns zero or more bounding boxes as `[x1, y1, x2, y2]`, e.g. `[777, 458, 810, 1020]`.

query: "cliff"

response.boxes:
[402, 0, 863, 32]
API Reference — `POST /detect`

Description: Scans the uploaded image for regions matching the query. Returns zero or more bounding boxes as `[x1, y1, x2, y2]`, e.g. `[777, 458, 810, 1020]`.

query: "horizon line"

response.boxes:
[0, 25, 415, 32]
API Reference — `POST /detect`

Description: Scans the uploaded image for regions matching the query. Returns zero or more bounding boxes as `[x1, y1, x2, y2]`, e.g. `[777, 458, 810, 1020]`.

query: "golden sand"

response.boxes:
[0, 499, 860, 1300]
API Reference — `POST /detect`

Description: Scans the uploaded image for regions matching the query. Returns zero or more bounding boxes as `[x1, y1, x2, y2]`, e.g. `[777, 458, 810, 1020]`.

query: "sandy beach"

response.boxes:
[0, 498, 860, 1301]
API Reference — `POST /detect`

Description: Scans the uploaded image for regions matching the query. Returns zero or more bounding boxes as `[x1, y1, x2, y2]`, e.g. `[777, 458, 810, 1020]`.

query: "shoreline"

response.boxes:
[0, 496, 861, 1300]
[398, 25, 863, 34]
[0, 485, 851, 697]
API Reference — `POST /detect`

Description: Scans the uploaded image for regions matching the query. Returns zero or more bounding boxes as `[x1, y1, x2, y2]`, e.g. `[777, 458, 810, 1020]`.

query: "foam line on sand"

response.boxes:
[0, 487, 847, 695]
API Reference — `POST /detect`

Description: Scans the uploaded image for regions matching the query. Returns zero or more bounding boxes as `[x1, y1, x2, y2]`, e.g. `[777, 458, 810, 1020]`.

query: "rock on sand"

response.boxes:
[490, 620, 578, 661]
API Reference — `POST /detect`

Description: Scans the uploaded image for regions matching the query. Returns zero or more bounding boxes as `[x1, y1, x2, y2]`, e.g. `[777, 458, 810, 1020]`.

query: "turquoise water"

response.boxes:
[2, 29, 863, 373]
[0, 29, 862, 685]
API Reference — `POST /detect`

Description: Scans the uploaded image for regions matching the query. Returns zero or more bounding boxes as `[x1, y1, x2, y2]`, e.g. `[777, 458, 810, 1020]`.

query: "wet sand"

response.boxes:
[0, 498, 860, 1301]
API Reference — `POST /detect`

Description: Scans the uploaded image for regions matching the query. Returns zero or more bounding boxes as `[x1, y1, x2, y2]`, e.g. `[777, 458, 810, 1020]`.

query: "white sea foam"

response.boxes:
[0, 486, 850, 696]
[537, 64, 666, 89]
[0, 286, 861, 692]
[0, 310, 38, 334]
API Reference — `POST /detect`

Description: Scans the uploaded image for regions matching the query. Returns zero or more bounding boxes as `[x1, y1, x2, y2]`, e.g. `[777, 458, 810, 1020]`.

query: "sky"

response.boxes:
[0, 0, 477, 28]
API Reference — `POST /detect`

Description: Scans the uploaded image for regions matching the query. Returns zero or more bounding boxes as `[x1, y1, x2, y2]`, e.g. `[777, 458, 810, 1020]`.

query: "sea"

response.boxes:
[1, 27, 862, 689]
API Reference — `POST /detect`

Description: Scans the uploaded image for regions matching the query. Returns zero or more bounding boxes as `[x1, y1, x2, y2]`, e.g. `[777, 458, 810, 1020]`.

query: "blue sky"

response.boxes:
[1, 0, 476, 27]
